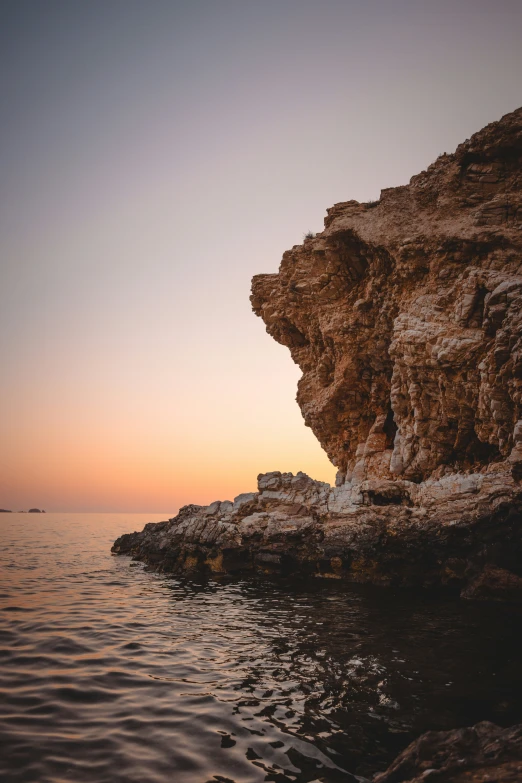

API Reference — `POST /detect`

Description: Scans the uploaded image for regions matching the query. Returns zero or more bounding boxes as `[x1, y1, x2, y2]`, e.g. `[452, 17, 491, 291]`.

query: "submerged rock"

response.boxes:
[374, 721, 522, 782]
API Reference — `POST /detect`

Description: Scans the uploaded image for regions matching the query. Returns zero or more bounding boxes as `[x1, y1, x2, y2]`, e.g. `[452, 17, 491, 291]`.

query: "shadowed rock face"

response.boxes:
[251, 108, 522, 484]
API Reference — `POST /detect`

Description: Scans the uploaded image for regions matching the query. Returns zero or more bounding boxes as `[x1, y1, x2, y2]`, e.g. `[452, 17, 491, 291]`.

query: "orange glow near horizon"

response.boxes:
[0, 396, 336, 512]
[0, 327, 336, 511]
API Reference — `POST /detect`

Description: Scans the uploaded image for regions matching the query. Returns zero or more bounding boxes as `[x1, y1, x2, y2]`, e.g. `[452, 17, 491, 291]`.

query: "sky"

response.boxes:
[1, 0, 521, 512]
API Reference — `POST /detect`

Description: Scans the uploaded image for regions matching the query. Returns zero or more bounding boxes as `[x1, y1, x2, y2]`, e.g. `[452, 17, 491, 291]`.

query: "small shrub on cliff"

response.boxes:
[303, 230, 315, 239]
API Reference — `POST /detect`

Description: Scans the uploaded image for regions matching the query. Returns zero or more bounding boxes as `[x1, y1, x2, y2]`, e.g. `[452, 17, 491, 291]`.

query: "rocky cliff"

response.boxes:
[252, 107, 522, 486]
[113, 108, 522, 599]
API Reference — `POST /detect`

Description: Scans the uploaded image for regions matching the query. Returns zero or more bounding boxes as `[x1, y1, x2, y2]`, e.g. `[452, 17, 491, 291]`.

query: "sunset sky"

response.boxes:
[1, 0, 521, 512]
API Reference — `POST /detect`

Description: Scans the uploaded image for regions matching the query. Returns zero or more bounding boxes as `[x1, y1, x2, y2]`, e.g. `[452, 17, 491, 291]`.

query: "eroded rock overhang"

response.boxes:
[251, 107, 522, 486]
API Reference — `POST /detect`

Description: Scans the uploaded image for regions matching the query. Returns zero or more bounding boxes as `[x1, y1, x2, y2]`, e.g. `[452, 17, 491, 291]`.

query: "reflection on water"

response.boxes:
[1, 513, 522, 782]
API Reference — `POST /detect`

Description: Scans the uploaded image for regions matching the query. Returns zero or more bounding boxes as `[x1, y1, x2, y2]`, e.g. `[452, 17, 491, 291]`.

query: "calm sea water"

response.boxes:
[1, 512, 522, 783]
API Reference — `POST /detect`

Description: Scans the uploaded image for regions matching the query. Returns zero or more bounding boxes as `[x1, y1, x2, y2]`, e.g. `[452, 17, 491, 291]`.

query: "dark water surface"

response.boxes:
[1, 513, 522, 783]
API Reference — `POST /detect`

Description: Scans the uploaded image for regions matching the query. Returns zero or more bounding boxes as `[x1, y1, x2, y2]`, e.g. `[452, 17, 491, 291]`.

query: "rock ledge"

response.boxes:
[112, 467, 522, 598]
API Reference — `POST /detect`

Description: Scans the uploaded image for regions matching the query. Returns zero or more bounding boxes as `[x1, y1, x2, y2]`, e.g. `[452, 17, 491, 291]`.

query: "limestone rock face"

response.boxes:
[251, 108, 522, 485]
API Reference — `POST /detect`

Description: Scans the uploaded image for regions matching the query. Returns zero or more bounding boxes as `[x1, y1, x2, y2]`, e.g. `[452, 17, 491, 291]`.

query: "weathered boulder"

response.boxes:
[461, 564, 522, 602]
[374, 721, 522, 783]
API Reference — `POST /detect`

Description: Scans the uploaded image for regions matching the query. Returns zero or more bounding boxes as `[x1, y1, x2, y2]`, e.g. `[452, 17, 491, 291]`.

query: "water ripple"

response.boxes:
[1, 513, 522, 782]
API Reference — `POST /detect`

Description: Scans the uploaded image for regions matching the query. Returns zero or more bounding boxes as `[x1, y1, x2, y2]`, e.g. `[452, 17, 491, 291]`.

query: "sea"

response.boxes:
[1, 512, 522, 783]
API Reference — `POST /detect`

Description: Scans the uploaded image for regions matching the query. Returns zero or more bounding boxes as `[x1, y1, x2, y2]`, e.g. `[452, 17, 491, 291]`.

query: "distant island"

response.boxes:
[0, 508, 46, 513]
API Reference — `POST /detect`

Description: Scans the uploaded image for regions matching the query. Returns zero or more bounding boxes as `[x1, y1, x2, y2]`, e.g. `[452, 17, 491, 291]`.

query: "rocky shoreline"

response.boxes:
[112, 467, 522, 600]
[113, 107, 522, 781]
